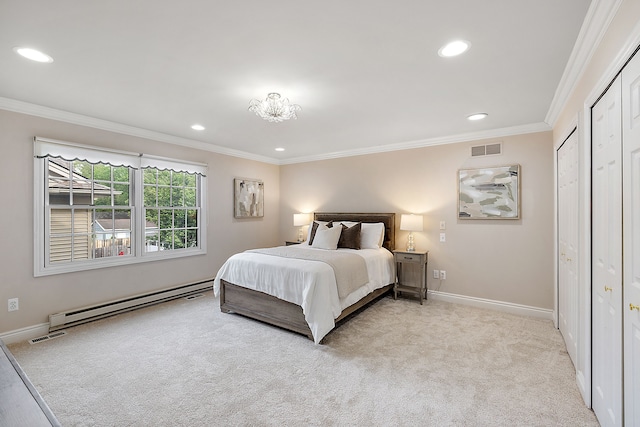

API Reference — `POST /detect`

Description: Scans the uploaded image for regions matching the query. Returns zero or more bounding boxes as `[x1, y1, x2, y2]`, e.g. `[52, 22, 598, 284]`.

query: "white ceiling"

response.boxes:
[0, 1, 592, 163]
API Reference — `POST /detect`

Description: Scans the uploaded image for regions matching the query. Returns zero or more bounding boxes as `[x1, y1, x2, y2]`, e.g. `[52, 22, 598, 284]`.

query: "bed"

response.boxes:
[213, 213, 396, 343]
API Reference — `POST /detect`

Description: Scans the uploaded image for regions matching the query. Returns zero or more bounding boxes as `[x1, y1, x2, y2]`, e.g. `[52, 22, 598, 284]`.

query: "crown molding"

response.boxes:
[584, 18, 640, 108]
[0, 97, 280, 165]
[1, 96, 551, 166]
[279, 122, 551, 165]
[545, 0, 624, 126]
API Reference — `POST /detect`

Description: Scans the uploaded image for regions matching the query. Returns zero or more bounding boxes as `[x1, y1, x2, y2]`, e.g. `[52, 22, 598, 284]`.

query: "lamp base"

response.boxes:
[298, 227, 304, 242]
[406, 233, 415, 251]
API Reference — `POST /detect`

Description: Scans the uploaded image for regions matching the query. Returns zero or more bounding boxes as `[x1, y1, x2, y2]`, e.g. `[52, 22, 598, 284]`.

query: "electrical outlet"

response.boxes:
[8, 298, 19, 312]
[440, 270, 446, 280]
[439, 233, 446, 242]
[433, 269, 440, 279]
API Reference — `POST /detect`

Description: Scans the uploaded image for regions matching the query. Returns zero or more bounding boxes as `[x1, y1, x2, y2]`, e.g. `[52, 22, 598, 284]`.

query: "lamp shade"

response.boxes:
[293, 213, 310, 226]
[400, 214, 423, 232]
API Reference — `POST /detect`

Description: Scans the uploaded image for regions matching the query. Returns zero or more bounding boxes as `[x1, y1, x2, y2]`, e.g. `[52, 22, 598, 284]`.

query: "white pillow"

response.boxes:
[361, 223, 385, 249]
[306, 220, 329, 242]
[310, 225, 342, 250]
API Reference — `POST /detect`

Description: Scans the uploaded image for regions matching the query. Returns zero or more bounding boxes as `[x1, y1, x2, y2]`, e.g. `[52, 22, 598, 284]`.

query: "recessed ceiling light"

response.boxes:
[438, 40, 470, 58]
[191, 124, 205, 130]
[13, 47, 53, 63]
[467, 113, 488, 121]
[275, 147, 285, 152]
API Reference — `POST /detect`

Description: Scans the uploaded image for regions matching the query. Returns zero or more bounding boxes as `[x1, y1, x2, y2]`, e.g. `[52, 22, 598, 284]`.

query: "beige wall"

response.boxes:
[0, 107, 555, 337]
[280, 131, 555, 309]
[0, 111, 554, 335]
[0, 109, 280, 334]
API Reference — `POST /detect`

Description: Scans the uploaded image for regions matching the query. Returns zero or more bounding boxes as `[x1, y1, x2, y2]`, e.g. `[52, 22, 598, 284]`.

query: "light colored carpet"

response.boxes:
[8, 292, 598, 426]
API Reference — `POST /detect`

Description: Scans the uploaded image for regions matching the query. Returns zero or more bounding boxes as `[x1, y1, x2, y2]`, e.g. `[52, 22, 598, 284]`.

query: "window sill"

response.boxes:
[34, 248, 207, 277]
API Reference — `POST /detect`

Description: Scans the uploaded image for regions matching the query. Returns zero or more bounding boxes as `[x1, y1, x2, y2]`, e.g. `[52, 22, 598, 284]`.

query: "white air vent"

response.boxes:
[184, 293, 205, 301]
[471, 145, 486, 156]
[471, 142, 502, 157]
[29, 331, 67, 345]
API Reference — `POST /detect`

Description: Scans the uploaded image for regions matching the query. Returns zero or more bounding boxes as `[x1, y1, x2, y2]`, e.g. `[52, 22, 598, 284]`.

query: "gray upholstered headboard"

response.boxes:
[313, 212, 396, 252]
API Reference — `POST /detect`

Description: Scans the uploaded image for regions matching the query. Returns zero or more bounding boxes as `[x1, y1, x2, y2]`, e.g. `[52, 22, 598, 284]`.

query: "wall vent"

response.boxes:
[184, 293, 205, 301]
[471, 142, 502, 157]
[29, 331, 67, 345]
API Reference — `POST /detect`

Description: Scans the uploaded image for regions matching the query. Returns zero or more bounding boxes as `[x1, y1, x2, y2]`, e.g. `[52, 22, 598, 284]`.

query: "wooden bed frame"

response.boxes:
[220, 213, 396, 341]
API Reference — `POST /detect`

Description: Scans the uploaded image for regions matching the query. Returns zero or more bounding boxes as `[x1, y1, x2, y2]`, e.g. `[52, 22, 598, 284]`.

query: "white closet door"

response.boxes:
[592, 75, 623, 427]
[557, 130, 579, 366]
[622, 50, 640, 427]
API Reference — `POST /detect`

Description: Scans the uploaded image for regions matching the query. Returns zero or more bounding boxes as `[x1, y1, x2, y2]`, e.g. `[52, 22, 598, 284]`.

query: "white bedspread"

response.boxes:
[213, 244, 395, 343]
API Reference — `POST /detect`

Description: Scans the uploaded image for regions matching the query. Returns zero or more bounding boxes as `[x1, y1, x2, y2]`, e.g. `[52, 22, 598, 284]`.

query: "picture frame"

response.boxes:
[234, 178, 264, 218]
[458, 164, 520, 220]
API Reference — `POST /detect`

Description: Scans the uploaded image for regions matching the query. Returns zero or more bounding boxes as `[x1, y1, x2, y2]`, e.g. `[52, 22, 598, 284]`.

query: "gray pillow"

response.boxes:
[328, 221, 362, 249]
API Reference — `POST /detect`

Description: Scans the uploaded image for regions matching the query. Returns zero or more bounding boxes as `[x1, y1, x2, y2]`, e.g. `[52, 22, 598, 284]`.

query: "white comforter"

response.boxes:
[213, 244, 395, 343]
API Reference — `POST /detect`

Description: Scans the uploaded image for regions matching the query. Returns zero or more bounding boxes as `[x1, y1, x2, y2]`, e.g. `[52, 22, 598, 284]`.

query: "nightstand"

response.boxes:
[285, 241, 303, 246]
[393, 250, 428, 305]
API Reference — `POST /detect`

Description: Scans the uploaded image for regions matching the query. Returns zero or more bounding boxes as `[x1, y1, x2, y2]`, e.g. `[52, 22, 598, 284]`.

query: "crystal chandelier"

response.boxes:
[248, 93, 301, 123]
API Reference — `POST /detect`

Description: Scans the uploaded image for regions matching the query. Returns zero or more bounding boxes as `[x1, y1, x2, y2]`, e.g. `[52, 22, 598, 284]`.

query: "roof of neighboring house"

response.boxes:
[94, 219, 157, 232]
[48, 158, 118, 195]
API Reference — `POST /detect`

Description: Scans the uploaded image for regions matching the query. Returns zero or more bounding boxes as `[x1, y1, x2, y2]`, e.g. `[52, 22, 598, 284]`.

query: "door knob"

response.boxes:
[604, 286, 613, 292]
[631, 303, 640, 312]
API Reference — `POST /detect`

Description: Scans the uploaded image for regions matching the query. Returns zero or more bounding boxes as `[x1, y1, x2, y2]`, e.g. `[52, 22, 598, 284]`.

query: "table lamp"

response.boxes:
[293, 213, 310, 242]
[400, 214, 423, 251]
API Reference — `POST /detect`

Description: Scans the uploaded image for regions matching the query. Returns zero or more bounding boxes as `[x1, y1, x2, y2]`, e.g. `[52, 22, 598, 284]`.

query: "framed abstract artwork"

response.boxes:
[458, 165, 520, 219]
[234, 178, 264, 218]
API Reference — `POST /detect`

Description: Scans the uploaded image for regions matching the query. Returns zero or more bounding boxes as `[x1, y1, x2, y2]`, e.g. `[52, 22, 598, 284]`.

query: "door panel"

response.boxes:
[622, 50, 640, 427]
[591, 75, 622, 427]
[557, 130, 579, 366]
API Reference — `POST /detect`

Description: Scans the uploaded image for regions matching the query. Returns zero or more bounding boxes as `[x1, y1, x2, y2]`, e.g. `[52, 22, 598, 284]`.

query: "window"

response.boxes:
[48, 158, 133, 263]
[34, 137, 207, 276]
[143, 168, 200, 252]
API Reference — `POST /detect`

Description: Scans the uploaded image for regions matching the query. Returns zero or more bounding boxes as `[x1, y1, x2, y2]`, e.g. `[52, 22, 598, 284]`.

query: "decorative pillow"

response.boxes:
[310, 225, 342, 250]
[337, 221, 358, 228]
[328, 222, 361, 249]
[360, 222, 385, 249]
[308, 221, 329, 245]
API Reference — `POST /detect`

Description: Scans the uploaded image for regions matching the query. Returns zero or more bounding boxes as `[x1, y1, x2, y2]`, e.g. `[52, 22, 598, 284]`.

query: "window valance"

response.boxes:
[141, 155, 208, 176]
[34, 137, 208, 176]
[34, 137, 140, 168]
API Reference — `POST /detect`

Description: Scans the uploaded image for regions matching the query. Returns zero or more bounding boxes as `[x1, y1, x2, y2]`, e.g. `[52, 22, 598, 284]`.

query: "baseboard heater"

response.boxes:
[49, 279, 213, 332]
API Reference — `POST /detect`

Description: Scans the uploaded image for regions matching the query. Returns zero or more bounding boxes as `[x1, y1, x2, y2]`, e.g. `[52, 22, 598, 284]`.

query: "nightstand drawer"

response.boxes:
[396, 253, 422, 262]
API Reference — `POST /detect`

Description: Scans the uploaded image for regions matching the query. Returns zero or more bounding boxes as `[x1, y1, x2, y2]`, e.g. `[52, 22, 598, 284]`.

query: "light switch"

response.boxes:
[439, 221, 446, 230]
[439, 233, 446, 242]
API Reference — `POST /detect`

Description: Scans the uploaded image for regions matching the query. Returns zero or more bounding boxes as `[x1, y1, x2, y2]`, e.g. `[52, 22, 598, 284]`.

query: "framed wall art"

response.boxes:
[458, 164, 520, 220]
[234, 178, 264, 218]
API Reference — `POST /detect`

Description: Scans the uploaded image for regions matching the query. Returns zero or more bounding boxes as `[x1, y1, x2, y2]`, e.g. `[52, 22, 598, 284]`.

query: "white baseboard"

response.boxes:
[0, 323, 50, 345]
[427, 290, 554, 321]
[0, 292, 552, 345]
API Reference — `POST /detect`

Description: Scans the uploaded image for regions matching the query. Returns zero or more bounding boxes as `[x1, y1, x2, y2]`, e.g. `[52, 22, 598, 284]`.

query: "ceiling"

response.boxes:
[0, 1, 592, 164]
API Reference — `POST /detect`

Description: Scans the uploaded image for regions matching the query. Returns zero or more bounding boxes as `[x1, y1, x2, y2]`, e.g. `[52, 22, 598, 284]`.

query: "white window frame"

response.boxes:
[34, 137, 207, 276]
